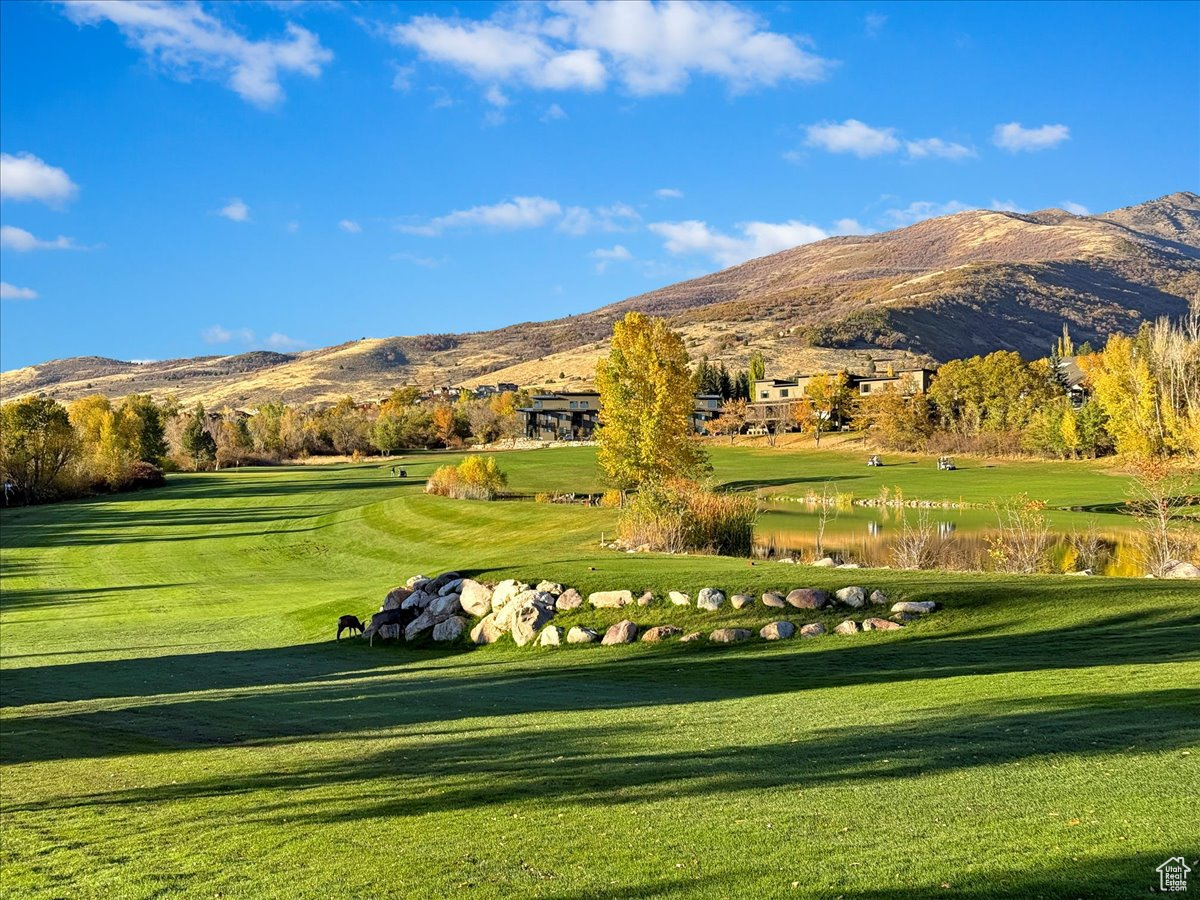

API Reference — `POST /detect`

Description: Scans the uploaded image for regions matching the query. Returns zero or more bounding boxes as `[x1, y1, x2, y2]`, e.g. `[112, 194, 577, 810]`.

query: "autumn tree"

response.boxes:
[181, 404, 217, 470]
[712, 398, 748, 444]
[1080, 334, 1162, 458]
[800, 372, 853, 446]
[0, 396, 79, 500]
[596, 311, 709, 489]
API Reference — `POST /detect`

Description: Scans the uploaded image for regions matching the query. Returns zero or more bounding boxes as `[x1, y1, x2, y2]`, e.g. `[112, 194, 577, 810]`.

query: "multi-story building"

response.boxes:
[519, 391, 727, 440]
[748, 367, 937, 430]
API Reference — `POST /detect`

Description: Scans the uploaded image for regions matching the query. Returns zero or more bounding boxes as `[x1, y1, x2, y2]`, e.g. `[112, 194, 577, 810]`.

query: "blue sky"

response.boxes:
[1, 0, 1197, 369]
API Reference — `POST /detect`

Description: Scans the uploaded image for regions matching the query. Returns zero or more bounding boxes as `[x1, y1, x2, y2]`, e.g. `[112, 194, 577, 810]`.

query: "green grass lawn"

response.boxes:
[1, 448, 1197, 898]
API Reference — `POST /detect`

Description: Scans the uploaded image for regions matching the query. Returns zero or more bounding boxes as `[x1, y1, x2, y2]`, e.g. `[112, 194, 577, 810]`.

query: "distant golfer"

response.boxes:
[2, 480, 13, 505]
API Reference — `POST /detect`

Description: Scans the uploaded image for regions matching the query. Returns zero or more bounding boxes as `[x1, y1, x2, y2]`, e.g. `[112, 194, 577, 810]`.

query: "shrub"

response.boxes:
[599, 489, 625, 508]
[128, 461, 166, 489]
[534, 492, 553, 504]
[618, 479, 757, 556]
[986, 494, 1053, 573]
[425, 456, 508, 501]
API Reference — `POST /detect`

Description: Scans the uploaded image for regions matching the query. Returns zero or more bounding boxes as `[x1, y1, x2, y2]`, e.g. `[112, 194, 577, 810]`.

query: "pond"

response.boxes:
[753, 499, 1155, 576]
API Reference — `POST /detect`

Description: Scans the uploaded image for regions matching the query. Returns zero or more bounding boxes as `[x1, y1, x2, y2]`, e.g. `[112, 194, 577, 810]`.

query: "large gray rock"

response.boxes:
[510, 601, 556, 647]
[786, 588, 829, 609]
[709, 628, 752, 643]
[428, 572, 462, 594]
[539, 626, 564, 647]
[730, 594, 755, 609]
[637, 591, 654, 606]
[836, 563, 861, 569]
[470, 613, 505, 645]
[405, 609, 437, 641]
[835, 586, 867, 609]
[382, 586, 413, 611]
[458, 580, 493, 617]
[799, 622, 826, 638]
[405, 574, 429, 589]
[642, 625, 682, 642]
[668, 591, 691, 606]
[401, 590, 433, 610]
[862, 617, 903, 631]
[378, 623, 402, 641]
[589, 590, 634, 609]
[491, 579, 531, 610]
[601, 619, 638, 644]
[566, 625, 600, 644]
[810, 557, 837, 568]
[834, 619, 861, 635]
[891, 600, 937, 615]
[680, 631, 704, 643]
[428, 594, 462, 617]
[1163, 560, 1200, 578]
[869, 589, 889, 607]
[437, 577, 464, 596]
[696, 588, 726, 611]
[556, 588, 584, 611]
[432, 616, 466, 642]
[760, 621, 795, 640]
[762, 591, 787, 608]
[536, 580, 565, 595]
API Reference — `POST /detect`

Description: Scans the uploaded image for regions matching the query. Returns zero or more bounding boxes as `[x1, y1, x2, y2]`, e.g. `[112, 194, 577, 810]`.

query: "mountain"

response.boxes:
[3, 192, 1197, 408]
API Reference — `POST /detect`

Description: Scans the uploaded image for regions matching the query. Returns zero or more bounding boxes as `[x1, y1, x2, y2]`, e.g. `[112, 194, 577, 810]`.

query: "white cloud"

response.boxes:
[484, 84, 510, 107]
[400, 195, 563, 235]
[218, 198, 250, 221]
[882, 200, 972, 227]
[0, 152, 79, 204]
[993, 121, 1070, 152]
[650, 218, 828, 267]
[832, 218, 870, 235]
[864, 13, 887, 36]
[63, 0, 333, 106]
[338, 219, 362, 233]
[265, 332, 308, 351]
[590, 243, 632, 272]
[0, 225, 81, 252]
[655, 187, 684, 199]
[805, 119, 900, 157]
[905, 137, 975, 160]
[0, 281, 38, 301]
[1062, 201, 1090, 216]
[390, 1, 829, 98]
[202, 324, 254, 344]
[541, 102, 567, 121]
[557, 202, 640, 235]
[391, 250, 444, 268]
[989, 199, 1026, 213]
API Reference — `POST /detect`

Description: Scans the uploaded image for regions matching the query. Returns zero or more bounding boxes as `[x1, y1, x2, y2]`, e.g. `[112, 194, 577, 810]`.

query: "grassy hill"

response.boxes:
[1, 448, 1197, 897]
[3, 192, 1197, 408]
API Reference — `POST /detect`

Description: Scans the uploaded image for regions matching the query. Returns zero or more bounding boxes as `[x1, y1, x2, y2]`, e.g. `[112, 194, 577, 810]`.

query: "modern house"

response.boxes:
[1057, 357, 1089, 408]
[749, 367, 938, 430]
[519, 391, 727, 440]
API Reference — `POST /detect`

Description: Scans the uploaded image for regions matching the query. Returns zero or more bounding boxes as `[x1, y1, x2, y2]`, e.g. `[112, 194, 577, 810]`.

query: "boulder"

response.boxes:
[458, 580, 494, 617]
[835, 586, 867, 609]
[428, 594, 462, 617]
[510, 601, 556, 647]
[811, 557, 837, 567]
[1163, 560, 1200, 579]
[762, 591, 787, 608]
[862, 617, 903, 631]
[642, 625, 683, 642]
[786, 588, 829, 610]
[405, 574, 429, 589]
[536, 580, 565, 595]
[378, 623, 402, 641]
[891, 612, 921, 624]
[668, 591, 691, 606]
[696, 588, 726, 611]
[589, 590, 634, 609]
[405, 609, 437, 641]
[382, 587, 413, 611]
[437, 577, 464, 596]
[427, 572, 462, 594]
[709, 628, 752, 643]
[556, 588, 584, 611]
[401, 590, 433, 610]
[680, 631, 704, 643]
[566, 625, 600, 644]
[834, 619, 861, 635]
[470, 613, 505, 645]
[891, 600, 938, 615]
[539, 626, 564, 647]
[601, 620, 638, 645]
[799, 622, 826, 638]
[432, 616, 466, 642]
[868, 589, 889, 607]
[491, 579, 531, 610]
[637, 591, 655, 606]
[777, 557, 797, 564]
[730, 593, 755, 610]
[836, 563, 861, 569]
[760, 621, 795, 640]
[365, 608, 413, 644]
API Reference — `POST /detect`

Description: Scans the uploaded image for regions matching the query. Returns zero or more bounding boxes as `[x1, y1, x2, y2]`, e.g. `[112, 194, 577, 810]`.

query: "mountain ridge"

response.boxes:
[3, 191, 1197, 408]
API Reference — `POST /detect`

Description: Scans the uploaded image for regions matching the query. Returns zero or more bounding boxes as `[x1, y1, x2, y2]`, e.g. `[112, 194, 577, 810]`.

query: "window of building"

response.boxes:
[533, 400, 542, 409]
[760, 391, 769, 399]
[580, 401, 589, 408]
[708, 398, 718, 408]
[569, 401, 578, 409]
[780, 389, 789, 398]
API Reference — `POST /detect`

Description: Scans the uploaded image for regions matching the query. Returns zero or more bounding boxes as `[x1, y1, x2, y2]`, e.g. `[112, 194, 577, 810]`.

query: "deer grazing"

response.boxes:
[336, 614, 365, 640]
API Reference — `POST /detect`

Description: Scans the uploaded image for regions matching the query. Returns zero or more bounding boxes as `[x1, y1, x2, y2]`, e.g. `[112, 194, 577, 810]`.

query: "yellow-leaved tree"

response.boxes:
[1079, 334, 1162, 458]
[596, 312, 709, 489]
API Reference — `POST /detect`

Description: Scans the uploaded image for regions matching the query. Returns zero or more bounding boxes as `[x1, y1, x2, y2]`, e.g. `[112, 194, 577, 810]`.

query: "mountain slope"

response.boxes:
[3, 192, 1197, 407]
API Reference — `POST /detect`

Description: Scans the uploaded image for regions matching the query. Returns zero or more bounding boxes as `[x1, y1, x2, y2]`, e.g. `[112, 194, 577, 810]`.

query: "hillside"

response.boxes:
[3, 191, 1197, 407]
